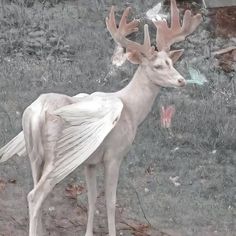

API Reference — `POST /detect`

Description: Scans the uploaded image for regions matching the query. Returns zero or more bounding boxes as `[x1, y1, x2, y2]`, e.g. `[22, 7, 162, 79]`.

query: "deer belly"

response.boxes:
[83, 144, 105, 165]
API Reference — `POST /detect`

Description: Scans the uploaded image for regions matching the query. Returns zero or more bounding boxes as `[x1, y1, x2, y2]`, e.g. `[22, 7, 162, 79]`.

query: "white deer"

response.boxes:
[0, 0, 202, 235]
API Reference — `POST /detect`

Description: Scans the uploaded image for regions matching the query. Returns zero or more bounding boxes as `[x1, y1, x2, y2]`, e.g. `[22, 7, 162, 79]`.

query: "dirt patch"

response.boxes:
[210, 7, 236, 37]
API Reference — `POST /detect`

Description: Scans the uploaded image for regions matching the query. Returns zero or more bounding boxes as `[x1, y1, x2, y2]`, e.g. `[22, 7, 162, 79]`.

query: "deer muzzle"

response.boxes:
[177, 78, 186, 87]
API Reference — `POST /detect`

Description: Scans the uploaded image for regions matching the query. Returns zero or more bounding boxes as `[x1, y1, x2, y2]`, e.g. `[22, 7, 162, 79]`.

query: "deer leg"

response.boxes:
[27, 177, 53, 236]
[105, 159, 122, 236]
[22, 110, 44, 187]
[85, 164, 97, 236]
[29, 150, 44, 187]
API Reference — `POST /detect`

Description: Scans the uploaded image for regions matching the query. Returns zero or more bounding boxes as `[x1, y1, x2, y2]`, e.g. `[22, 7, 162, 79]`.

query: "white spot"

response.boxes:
[212, 150, 217, 154]
[172, 147, 179, 152]
[169, 176, 181, 187]
[48, 206, 55, 212]
[74, 93, 89, 98]
[41, 76, 47, 82]
[144, 187, 150, 193]
[112, 45, 127, 67]
[146, 3, 167, 21]
[4, 57, 11, 62]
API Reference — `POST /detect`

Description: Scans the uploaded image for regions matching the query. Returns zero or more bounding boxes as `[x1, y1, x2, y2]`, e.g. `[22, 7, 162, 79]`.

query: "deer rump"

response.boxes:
[0, 94, 123, 184]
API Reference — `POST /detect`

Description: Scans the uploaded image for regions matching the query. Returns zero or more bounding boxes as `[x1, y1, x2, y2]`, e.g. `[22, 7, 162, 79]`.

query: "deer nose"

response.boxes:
[177, 78, 186, 87]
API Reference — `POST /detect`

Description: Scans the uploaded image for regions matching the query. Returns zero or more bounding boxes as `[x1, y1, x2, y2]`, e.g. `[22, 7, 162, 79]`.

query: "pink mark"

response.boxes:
[160, 105, 176, 128]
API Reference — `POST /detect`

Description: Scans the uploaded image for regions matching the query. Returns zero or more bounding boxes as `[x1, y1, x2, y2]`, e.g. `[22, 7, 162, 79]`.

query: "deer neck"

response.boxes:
[117, 66, 160, 127]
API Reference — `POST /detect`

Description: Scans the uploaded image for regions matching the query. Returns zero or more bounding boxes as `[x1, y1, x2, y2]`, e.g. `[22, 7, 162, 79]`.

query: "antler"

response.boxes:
[153, 0, 203, 51]
[106, 6, 155, 59]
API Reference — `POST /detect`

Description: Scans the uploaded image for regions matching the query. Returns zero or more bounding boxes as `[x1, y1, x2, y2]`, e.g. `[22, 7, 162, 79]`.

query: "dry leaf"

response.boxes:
[121, 221, 151, 236]
[65, 184, 85, 199]
[145, 165, 155, 175]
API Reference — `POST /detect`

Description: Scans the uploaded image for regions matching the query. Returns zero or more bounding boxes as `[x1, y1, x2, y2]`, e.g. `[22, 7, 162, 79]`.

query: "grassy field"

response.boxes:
[0, 0, 235, 235]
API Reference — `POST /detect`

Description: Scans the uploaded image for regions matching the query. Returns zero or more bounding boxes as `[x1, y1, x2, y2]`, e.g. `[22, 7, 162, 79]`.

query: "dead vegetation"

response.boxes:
[212, 7, 236, 38]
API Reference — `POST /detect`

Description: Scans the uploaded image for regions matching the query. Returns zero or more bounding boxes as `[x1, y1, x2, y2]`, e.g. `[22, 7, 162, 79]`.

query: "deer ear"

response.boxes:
[126, 51, 143, 64]
[169, 49, 184, 64]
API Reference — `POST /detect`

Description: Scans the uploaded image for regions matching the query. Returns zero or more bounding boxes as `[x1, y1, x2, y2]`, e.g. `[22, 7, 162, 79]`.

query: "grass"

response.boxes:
[0, 0, 235, 155]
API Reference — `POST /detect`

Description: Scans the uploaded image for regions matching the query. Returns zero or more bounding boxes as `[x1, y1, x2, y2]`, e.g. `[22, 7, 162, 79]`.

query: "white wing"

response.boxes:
[47, 95, 123, 184]
[0, 92, 94, 164]
[0, 131, 26, 163]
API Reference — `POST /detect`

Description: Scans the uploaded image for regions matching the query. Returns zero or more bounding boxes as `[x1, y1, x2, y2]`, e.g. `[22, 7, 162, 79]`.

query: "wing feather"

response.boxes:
[0, 131, 27, 162]
[47, 95, 123, 184]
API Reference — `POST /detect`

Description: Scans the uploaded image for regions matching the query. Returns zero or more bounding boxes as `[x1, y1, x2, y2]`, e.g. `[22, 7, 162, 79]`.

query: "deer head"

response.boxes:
[106, 0, 202, 88]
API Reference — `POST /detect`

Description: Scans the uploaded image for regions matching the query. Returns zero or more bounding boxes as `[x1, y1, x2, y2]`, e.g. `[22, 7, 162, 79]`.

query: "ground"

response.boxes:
[0, 0, 235, 236]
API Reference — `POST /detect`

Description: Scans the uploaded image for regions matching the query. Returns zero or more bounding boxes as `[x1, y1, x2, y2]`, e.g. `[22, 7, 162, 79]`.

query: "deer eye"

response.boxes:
[154, 65, 163, 70]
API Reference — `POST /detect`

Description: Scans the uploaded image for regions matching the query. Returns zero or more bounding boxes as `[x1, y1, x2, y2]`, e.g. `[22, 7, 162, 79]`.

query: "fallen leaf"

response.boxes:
[121, 221, 151, 236]
[65, 184, 85, 199]
[145, 165, 155, 175]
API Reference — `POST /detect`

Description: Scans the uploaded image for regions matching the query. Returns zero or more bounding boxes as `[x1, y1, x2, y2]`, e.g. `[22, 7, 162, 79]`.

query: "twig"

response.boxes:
[68, 219, 83, 227]
[10, 216, 27, 230]
[120, 220, 142, 231]
[132, 186, 152, 226]
[212, 46, 236, 56]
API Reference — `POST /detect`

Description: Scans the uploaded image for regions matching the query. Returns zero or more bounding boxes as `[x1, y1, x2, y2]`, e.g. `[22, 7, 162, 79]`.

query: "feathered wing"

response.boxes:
[0, 93, 90, 164]
[0, 131, 26, 163]
[47, 95, 123, 185]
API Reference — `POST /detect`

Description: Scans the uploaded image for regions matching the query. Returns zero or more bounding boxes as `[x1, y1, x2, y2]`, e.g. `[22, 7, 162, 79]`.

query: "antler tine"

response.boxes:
[154, 0, 203, 51]
[106, 6, 154, 60]
[143, 24, 155, 56]
[106, 6, 117, 37]
[144, 24, 151, 48]
[171, 0, 181, 30]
